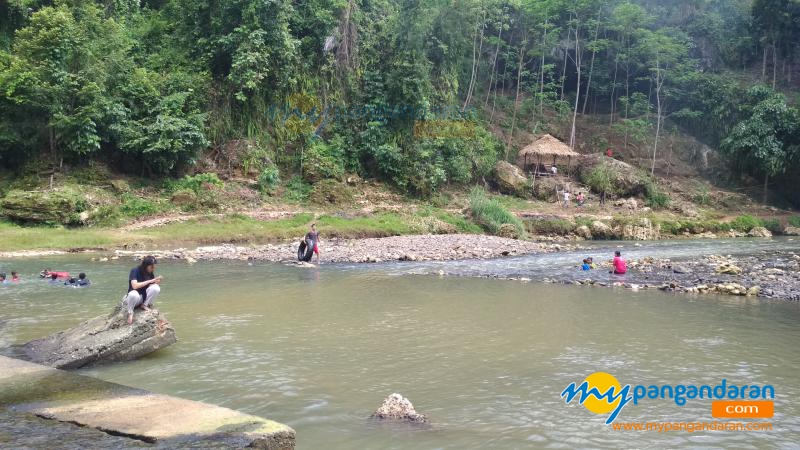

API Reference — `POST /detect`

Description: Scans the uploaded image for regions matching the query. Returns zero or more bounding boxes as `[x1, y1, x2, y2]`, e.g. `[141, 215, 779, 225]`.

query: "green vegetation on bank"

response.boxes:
[1, 0, 799, 208]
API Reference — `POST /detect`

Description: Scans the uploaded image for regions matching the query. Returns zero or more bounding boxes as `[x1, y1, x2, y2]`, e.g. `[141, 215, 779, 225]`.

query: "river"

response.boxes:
[2, 238, 800, 449]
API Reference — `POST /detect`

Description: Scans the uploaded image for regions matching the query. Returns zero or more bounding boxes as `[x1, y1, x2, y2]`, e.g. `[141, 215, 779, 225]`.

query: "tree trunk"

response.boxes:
[651, 57, 663, 176]
[508, 41, 526, 159]
[581, 17, 600, 115]
[609, 57, 618, 125]
[762, 45, 767, 81]
[463, 10, 485, 111]
[569, 25, 581, 150]
[763, 173, 769, 204]
[485, 26, 504, 107]
[772, 41, 777, 89]
[538, 17, 549, 120]
[560, 25, 569, 101]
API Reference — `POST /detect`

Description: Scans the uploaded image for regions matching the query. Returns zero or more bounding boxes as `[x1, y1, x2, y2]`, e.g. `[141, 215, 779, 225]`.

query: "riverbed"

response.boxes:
[2, 238, 800, 449]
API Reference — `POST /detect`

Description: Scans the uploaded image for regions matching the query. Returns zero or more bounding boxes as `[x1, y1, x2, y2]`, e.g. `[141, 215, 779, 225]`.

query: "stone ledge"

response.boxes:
[0, 356, 295, 449]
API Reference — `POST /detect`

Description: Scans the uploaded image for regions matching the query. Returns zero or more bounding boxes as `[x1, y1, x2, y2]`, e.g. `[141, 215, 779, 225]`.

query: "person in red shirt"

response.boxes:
[606, 148, 613, 158]
[612, 251, 627, 274]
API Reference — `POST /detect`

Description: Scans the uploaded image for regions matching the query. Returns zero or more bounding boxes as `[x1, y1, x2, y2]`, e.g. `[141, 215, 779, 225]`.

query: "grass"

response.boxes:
[0, 210, 452, 252]
[0, 221, 116, 251]
[468, 188, 526, 237]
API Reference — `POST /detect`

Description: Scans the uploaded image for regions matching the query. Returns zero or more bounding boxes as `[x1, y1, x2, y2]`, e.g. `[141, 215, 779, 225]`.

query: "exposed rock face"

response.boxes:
[19, 307, 176, 370]
[577, 154, 648, 197]
[575, 225, 592, 240]
[748, 226, 772, 238]
[532, 177, 559, 201]
[493, 161, 529, 197]
[591, 221, 613, 239]
[0, 188, 89, 225]
[784, 226, 800, 236]
[371, 393, 427, 423]
[621, 218, 660, 240]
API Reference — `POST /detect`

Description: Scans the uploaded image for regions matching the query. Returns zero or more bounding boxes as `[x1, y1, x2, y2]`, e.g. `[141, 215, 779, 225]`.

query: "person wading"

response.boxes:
[122, 256, 162, 325]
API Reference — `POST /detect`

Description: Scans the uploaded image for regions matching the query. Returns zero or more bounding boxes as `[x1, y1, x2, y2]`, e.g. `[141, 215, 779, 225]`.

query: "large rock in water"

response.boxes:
[371, 393, 427, 423]
[492, 161, 529, 197]
[19, 307, 176, 369]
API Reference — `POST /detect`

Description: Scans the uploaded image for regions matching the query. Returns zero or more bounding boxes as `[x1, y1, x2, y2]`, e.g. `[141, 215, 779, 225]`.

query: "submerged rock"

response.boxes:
[371, 393, 427, 423]
[18, 307, 176, 369]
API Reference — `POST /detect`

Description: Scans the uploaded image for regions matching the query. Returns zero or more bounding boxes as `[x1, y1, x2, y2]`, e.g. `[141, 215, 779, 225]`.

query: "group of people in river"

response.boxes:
[0, 268, 93, 287]
[579, 250, 628, 274]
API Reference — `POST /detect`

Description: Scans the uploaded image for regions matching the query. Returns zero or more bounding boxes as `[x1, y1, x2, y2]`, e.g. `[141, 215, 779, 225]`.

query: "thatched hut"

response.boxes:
[516, 134, 580, 173]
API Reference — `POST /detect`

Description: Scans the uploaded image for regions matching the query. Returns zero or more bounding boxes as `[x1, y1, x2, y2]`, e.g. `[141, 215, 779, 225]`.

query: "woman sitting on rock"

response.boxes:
[123, 256, 162, 325]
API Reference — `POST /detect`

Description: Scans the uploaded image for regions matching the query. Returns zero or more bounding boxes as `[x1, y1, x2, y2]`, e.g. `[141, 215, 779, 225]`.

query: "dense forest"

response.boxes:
[0, 0, 798, 202]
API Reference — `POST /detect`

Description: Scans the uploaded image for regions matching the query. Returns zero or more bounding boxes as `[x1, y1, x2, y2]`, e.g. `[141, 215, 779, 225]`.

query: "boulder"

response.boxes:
[371, 393, 427, 423]
[715, 263, 743, 275]
[576, 154, 649, 197]
[622, 218, 660, 240]
[497, 223, 522, 239]
[591, 221, 613, 239]
[532, 177, 559, 201]
[493, 161, 529, 197]
[0, 188, 89, 225]
[575, 225, 592, 240]
[783, 226, 800, 236]
[748, 227, 772, 238]
[18, 307, 176, 370]
[109, 179, 130, 193]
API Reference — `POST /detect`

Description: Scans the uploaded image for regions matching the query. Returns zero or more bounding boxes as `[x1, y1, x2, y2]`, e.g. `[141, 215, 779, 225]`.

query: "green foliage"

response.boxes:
[761, 218, 782, 234]
[258, 166, 281, 194]
[525, 218, 575, 236]
[468, 187, 525, 238]
[643, 177, 670, 209]
[119, 194, 160, 217]
[789, 216, 800, 227]
[693, 185, 711, 205]
[584, 161, 616, 195]
[303, 140, 344, 183]
[167, 173, 224, 194]
[729, 215, 762, 232]
[284, 176, 313, 202]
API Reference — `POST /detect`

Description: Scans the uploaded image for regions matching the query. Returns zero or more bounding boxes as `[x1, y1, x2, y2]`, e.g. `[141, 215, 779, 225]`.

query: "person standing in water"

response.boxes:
[305, 223, 321, 264]
[123, 256, 162, 325]
[612, 251, 627, 275]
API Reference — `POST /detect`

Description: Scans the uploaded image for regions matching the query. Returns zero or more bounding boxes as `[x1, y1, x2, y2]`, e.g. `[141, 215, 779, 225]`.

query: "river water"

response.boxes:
[2, 238, 800, 449]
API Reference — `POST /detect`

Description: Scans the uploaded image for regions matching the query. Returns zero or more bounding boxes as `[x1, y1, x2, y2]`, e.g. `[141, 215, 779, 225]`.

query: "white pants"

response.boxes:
[122, 284, 161, 315]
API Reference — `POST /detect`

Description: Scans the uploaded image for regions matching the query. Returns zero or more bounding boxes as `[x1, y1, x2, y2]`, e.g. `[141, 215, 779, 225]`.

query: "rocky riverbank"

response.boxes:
[112, 234, 574, 264]
[482, 250, 800, 301]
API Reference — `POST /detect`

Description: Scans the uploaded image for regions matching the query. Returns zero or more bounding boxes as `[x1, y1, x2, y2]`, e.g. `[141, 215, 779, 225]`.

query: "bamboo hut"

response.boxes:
[516, 134, 580, 175]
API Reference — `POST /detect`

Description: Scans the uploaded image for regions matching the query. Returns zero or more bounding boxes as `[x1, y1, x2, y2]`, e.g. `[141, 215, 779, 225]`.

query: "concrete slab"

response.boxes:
[0, 356, 295, 449]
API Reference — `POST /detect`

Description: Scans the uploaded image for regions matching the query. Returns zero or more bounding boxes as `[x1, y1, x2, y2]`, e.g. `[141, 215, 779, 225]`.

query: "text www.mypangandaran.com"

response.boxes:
[611, 421, 773, 432]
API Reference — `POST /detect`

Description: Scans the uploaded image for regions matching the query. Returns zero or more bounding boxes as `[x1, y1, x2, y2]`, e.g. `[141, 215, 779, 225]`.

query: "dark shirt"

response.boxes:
[128, 267, 155, 300]
[305, 231, 318, 243]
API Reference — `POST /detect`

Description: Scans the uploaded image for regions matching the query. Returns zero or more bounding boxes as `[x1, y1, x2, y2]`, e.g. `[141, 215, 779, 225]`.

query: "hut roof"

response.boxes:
[517, 134, 580, 159]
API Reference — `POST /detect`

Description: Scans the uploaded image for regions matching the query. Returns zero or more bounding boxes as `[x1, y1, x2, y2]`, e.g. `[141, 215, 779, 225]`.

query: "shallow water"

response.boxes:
[2, 238, 800, 449]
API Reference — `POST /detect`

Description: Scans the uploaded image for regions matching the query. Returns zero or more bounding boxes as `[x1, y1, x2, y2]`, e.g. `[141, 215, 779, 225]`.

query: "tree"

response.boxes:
[721, 86, 800, 203]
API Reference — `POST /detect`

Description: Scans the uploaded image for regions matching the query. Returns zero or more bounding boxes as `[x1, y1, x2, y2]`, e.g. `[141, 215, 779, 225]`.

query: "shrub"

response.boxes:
[693, 185, 711, 205]
[761, 218, 782, 234]
[309, 180, 354, 205]
[643, 178, 670, 209]
[789, 216, 800, 227]
[284, 176, 313, 202]
[303, 140, 344, 183]
[258, 166, 281, 194]
[167, 173, 224, 193]
[525, 218, 575, 235]
[119, 194, 160, 217]
[584, 161, 615, 195]
[729, 215, 761, 232]
[468, 187, 525, 238]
